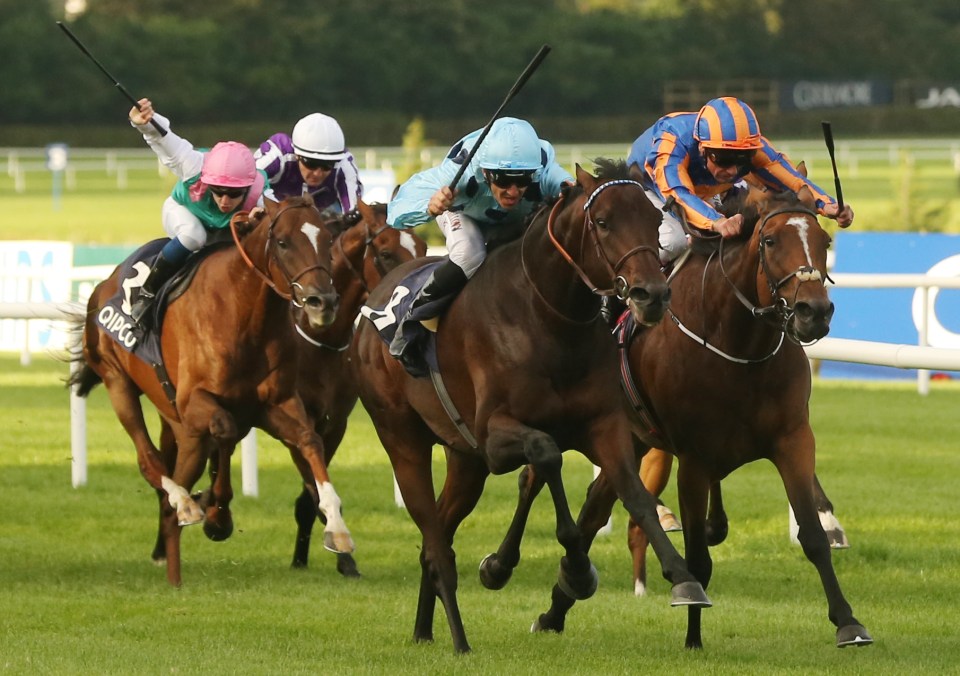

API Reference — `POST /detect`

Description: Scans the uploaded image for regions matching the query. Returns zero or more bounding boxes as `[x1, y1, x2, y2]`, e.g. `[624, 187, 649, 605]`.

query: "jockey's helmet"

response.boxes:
[292, 113, 348, 161]
[201, 142, 258, 187]
[476, 118, 543, 173]
[694, 97, 763, 151]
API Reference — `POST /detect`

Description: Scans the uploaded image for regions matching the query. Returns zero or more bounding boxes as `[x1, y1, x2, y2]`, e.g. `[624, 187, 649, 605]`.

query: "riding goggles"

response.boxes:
[706, 149, 757, 169]
[298, 155, 338, 171]
[487, 169, 536, 189]
[208, 185, 248, 199]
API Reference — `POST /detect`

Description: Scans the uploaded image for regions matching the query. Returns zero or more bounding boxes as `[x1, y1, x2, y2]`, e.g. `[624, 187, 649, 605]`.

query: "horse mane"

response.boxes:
[719, 188, 806, 241]
[591, 157, 630, 181]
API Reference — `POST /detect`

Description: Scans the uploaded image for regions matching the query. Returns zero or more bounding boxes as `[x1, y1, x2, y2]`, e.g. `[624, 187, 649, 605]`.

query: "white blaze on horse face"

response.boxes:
[399, 231, 419, 259]
[787, 216, 823, 281]
[301, 222, 323, 254]
[315, 480, 355, 552]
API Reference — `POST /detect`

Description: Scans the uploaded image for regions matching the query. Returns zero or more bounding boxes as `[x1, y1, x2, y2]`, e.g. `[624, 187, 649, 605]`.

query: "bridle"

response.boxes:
[230, 202, 334, 307]
[334, 216, 393, 294]
[532, 179, 661, 301]
[669, 205, 831, 362]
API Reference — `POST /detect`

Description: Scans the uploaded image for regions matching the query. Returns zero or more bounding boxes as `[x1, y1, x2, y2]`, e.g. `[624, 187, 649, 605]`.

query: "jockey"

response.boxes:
[627, 96, 854, 265]
[254, 112, 363, 214]
[127, 98, 267, 325]
[387, 117, 574, 358]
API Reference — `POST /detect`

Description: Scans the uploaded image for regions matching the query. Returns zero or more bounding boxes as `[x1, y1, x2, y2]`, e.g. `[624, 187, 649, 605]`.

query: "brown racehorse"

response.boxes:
[146, 200, 427, 577]
[351, 160, 709, 654]
[288, 200, 427, 576]
[69, 196, 355, 587]
[487, 187, 872, 648]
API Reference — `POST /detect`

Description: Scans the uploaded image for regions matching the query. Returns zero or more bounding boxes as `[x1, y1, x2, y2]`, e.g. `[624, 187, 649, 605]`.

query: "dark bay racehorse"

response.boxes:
[288, 201, 427, 576]
[69, 196, 354, 586]
[352, 160, 709, 653]
[487, 187, 872, 648]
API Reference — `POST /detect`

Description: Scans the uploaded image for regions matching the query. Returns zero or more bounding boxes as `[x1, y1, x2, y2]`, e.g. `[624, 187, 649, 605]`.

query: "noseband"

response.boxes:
[718, 206, 830, 345]
[546, 179, 660, 300]
[230, 203, 333, 307]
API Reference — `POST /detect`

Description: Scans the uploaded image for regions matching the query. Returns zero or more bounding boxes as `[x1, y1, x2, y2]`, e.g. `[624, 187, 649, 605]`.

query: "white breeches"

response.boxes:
[643, 189, 689, 265]
[161, 197, 208, 252]
[436, 211, 486, 278]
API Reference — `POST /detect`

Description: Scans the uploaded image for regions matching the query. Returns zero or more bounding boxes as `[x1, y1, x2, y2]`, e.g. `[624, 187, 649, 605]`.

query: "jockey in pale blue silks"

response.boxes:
[254, 113, 363, 214]
[386, 117, 574, 358]
[128, 98, 267, 325]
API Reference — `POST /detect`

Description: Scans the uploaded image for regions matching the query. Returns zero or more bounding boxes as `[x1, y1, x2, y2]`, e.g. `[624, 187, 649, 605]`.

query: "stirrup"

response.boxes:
[420, 317, 439, 332]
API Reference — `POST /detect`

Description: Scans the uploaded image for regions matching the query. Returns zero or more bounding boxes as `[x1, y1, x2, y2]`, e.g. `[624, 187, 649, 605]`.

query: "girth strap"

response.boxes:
[429, 368, 478, 449]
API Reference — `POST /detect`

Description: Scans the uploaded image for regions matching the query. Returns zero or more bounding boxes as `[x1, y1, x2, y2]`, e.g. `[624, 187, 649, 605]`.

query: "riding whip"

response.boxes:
[447, 44, 551, 190]
[820, 121, 844, 211]
[57, 21, 168, 137]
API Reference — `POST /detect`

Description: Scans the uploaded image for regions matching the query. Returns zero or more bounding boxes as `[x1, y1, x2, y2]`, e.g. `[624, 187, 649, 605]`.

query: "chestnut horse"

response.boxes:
[351, 160, 709, 653]
[488, 187, 872, 648]
[69, 196, 354, 586]
[146, 201, 426, 578]
[288, 201, 427, 576]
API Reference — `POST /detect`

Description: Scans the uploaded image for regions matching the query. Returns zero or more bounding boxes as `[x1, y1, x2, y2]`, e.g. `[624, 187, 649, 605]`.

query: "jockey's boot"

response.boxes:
[600, 295, 627, 327]
[388, 260, 468, 358]
[129, 254, 180, 327]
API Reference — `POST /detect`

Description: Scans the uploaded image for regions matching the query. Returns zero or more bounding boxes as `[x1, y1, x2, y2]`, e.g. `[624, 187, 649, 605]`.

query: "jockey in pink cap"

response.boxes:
[127, 98, 267, 325]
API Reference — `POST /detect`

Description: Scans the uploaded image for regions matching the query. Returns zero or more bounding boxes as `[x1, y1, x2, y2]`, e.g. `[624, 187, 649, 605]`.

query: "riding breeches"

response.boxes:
[436, 211, 487, 278]
[643, 189, 689, 265]
[161, 196, 208, 252]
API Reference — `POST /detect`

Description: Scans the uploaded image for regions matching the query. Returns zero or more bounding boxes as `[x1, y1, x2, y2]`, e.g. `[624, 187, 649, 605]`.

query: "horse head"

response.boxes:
[244, 195, 339, 328]
[747, 187, 835, 342]
[355, 201, 427, 287]
[572, 160, 670, 326]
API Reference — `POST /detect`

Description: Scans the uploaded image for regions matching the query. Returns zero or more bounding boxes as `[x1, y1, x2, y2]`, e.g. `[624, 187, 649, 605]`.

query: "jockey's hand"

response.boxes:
[129, 98, 154, 126]
[823, 202, 854, 228]
[427, 186, 456, 217]
[711, 214, 743, 238]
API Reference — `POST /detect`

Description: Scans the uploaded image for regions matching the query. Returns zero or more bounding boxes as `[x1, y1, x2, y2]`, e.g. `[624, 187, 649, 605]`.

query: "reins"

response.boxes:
[229, 203, 333, 307]
[670, 205, 829, 362]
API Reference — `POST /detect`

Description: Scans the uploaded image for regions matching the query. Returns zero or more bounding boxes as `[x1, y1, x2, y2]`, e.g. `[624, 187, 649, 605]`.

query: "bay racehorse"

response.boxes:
[487, 186, 872, 648]
[69, 196, 355, 587]
[288, 201, 427, 576]
[351, 160, 709, 653]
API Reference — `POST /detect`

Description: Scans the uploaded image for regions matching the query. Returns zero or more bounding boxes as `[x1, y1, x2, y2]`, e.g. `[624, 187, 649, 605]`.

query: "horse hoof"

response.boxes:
[478, 554, 513, 590]
[836, 624, 873, 647]
[827, 530, 850, 549]
[203, 518, 234, 542]
[557, 561, 599, 601]
[670, 581, 712, 607]
[530, 614, 563, 634]
[337, 553, 362, 578]
[657, 504, 682, 532]
[323, 530, 356, 554]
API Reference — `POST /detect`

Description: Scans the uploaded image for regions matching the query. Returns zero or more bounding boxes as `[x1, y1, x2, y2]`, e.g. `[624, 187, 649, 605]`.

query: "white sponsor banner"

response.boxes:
[0, 241, 74, 351]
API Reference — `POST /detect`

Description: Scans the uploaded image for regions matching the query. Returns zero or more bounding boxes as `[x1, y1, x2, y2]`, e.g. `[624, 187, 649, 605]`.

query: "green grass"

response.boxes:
[1, 353, 959, 674]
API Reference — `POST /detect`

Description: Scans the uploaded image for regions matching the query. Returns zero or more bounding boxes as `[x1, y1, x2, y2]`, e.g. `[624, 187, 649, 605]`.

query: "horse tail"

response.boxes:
[63, 309, 102, 397]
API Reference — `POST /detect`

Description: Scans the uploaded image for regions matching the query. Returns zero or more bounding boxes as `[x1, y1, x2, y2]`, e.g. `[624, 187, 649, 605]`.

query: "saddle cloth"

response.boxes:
[359, 261, 456, 378]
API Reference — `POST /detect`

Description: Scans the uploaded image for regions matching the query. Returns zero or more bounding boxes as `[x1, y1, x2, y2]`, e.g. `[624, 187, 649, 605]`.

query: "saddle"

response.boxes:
[359, 261, 454, 378]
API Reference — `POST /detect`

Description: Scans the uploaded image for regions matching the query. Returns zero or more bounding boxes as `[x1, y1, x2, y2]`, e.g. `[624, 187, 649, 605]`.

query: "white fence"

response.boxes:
[3, 268, 960, 495]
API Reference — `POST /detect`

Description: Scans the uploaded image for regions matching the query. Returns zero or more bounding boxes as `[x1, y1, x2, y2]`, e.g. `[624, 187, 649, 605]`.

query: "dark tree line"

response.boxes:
[3, 0, 959, 141]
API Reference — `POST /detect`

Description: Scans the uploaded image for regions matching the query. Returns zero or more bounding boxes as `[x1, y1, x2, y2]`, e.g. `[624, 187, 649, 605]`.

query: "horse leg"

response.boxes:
[262, 397, 354, 555]
[774, 441, 871, 647]
[640, 448, 682, 532]
[486, 415, 598, 605]
[384, 434, 469, 652]
[152, 420, 180, 564]
[534, 466, 622, 633]
[202, 439, 235, 542]
[705, 481, 729, 546]
[101, 373, 203, 531]
[812, 472, 849, 548]
[479, 464, 545, 591]
[674, 459, 714, 650]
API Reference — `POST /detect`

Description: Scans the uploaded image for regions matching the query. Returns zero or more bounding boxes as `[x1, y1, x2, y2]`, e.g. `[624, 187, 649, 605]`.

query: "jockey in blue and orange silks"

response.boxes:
[386, 117, 574, 359]
[627, 96, 854, 265]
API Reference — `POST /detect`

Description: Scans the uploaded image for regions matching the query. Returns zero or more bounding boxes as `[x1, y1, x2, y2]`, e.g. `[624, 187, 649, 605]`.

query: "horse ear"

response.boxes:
[575, 163, 597, 193]
[795, 160, 808, 177]
[796, 185, 816, 209]
[357, 199, 373, 223]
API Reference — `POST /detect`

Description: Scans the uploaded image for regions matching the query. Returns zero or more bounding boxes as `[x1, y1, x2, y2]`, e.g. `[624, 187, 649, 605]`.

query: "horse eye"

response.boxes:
[595, 218, 608, 230]
[762, 236, 775, 247]
[276, 238, 289, 249]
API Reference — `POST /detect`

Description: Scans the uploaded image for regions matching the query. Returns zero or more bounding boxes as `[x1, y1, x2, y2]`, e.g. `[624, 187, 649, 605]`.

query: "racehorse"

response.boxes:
[69, 196, 355, 587]
[351, 160, 709, 653]
[484, 186, 872, 648]
[287, 201, 427, 576]
[145, 201, 426, 578]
